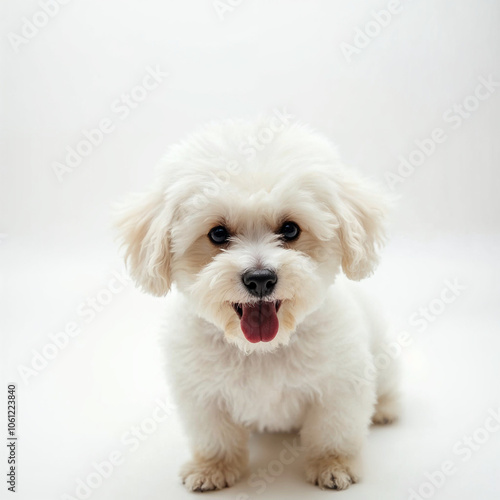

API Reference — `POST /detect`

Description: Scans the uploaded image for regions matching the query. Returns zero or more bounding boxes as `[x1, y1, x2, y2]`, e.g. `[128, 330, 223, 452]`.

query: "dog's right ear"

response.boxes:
[113, 189, 172, 296]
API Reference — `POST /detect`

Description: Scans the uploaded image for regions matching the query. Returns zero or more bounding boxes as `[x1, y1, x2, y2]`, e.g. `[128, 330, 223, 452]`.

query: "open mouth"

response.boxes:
[232, 301, 282, 343]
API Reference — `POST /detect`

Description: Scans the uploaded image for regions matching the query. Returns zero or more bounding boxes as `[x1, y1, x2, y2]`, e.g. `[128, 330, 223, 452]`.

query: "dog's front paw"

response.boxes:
[305, 454, 360, 491]
[180, 455, 244, 492]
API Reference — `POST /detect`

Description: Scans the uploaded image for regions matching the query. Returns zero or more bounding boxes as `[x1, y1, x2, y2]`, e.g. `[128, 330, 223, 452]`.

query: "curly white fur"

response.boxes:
[115, 118, 400, 492]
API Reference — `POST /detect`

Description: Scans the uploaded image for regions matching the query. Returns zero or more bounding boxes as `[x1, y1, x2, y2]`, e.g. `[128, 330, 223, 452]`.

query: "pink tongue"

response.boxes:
[240, 302, 279, 343]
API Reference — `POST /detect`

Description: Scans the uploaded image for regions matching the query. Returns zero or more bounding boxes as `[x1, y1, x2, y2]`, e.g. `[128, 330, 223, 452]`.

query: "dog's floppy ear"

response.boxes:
[333, 170, 388, 281]
[113, 189, 172, 296]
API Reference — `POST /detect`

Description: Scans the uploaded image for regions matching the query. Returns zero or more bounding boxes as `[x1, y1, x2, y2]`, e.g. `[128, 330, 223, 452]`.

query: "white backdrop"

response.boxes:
[2, 1, 500, 500]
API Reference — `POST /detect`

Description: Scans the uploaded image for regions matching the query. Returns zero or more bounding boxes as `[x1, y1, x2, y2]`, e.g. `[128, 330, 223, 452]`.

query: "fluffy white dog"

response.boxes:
[115, 118, 400, 492]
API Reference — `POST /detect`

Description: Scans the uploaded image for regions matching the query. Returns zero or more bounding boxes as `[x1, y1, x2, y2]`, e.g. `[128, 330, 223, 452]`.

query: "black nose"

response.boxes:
[242, 269, 277, 298]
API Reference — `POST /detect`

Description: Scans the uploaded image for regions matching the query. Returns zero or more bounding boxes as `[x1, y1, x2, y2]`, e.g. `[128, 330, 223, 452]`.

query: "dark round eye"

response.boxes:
[279, 221, 300, 241]
[208, 225, 230, 245]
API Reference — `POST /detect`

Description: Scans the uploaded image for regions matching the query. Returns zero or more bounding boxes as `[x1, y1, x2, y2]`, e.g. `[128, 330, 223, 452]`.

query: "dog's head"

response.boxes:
[115, 120, 387, 353]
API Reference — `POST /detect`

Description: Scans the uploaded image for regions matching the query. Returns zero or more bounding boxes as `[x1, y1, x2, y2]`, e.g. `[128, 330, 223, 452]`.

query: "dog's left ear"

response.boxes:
[333, 170, 388, 281]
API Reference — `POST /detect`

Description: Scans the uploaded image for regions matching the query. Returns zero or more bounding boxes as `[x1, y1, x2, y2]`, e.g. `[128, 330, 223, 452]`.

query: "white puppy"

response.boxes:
[115, 118, 400, 492]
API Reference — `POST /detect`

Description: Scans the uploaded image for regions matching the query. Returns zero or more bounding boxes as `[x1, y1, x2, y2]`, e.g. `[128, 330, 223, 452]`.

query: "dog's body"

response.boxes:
[116, 118, 400, 491]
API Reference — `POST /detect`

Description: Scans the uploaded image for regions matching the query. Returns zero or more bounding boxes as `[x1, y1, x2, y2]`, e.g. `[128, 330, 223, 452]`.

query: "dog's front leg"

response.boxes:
[301, 380, 375, 490]
[179, 401, 249, 492]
